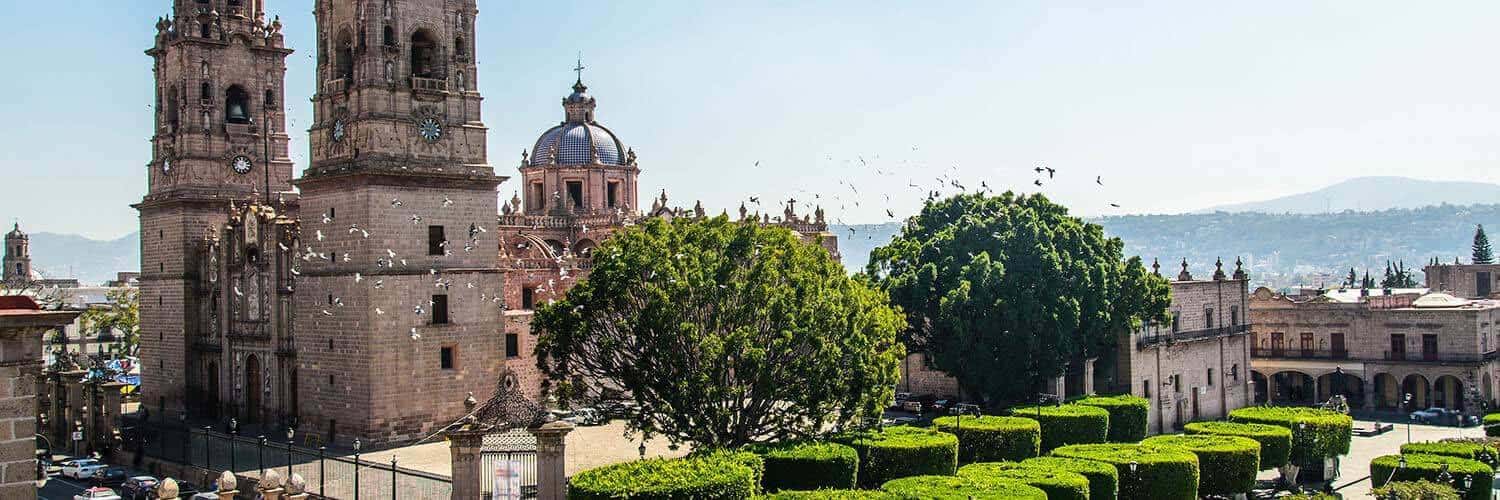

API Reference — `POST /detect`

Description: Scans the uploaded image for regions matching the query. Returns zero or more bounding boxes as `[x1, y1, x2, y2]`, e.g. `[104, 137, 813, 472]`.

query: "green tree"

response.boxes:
[534, 216, 905, 448]
[78, 287, 139, 355]
[866, 192, 1171, 405]
[1474, 225, 1493, 264]
[1345, 268, 1357, 288]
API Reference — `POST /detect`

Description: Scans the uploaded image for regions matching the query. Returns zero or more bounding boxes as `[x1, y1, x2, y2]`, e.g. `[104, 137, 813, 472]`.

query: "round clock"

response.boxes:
[331, 118, 346, 142]
[231, 155, 253, 175]
[417, 117, 443, 142]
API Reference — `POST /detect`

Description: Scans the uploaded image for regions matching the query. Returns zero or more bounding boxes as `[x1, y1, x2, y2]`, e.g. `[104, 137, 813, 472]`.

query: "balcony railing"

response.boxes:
[1251, 347, 1349, 360]
[1137, 324, 1249, 347]
[1378, 350, 1497, 363]
[411, 76, 448, 93]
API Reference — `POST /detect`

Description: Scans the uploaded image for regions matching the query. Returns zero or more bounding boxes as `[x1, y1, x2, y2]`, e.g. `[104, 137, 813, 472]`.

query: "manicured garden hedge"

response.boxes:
[1143, 434, 1260, 496]
[931, 415, 1040, 463]
[1401, 441, 1499, 462]
[1076, 395, 1150, 442]
[958, 462, 1089, 500]
[1371, 480, 1461, 500]
[1485, 413, 1500, 437]
[879, 475, 1046, 500]
[1021, 456, 1119, 500]
[1052, 443, 1200, 500]
[1228, 406, 1352, 464]
[759, 490, 898, 499]
[569, 452, 761, 500]
[1010, 404, 1110, 452]
[833, 426, 959, 489]
[1184, 421, 1291, 469]
[746, 442, 859, 492]
[1370, 454, 1493, 500]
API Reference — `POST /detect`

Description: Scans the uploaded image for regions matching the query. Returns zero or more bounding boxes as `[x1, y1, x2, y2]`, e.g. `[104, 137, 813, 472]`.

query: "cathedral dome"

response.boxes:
[528, 80, 628, 167]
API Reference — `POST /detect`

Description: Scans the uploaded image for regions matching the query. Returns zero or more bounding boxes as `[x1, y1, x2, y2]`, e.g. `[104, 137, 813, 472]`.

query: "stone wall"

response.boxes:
[898, 352, 961, 398]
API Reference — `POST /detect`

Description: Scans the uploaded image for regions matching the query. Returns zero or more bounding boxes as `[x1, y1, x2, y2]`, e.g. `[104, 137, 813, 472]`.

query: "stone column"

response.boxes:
[448, 427, 488, 500]
[532, 421, 575, 500]
[98, 381, 125, 453]
[1082, 358, 1097, 396]
[1363, 374, 1376, 411]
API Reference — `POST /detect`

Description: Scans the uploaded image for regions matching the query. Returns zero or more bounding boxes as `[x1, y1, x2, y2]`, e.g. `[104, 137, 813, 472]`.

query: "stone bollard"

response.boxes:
[447, 426, 487, 500]
[215, 470, 239, 500]
[258, 469, 286, 500]
[531, 420, 575, 500]
[284, 472, 309, 500]
[156, 477, 180, 500]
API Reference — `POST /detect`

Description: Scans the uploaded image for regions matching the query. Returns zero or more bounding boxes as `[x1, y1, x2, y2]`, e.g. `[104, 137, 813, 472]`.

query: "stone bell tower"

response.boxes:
[3, 223, 30, 282]
[136, 0, 294, 419]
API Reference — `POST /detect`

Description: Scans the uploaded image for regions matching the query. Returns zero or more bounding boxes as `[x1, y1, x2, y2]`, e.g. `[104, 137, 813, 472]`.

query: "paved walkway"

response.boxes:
[358, 421, 691, 478]
[1254, 419, 1488, 498]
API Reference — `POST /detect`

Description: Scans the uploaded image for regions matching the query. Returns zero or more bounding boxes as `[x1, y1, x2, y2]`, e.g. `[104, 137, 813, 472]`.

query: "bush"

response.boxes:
[1076, 395, 1149, 442]
[744, 442, 859, 492]
[1010, 404, 1110, 452]
[1370, 454, 1493, 500]
[1051, 443, 1200, 500]
[1143, 434, 1260, 496]
[879, 475, 1046, 500]
[1021, 456, 1119, 500]
[1184, 421, 1292, 469]
[833, 426, 959, 489]
[1228, 406, 1352, 464]
[1371, 480, 1462, 500]
[569, 453, 760, 500]
[1402, 441, 1499, 462]
[931, 415, 1040, 463]
[1485, 413, 1500, 437]
[958, 462, 1089, 500]
[758, 490, 899, 499]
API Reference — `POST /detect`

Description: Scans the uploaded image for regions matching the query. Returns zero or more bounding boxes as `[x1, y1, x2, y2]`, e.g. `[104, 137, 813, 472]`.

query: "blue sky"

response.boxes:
[6, 1, 1500, 239]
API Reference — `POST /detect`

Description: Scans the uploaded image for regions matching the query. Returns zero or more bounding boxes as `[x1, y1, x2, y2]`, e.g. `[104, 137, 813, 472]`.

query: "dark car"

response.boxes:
[98, 467, 130, 486]
[120, 476, 158, 499]
[173, 480, 209, 499]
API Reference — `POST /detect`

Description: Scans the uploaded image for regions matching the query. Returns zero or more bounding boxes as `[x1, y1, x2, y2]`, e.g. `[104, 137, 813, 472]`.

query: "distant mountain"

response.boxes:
[1200, 176, 1500, 214]
[28, 232, 138, 286]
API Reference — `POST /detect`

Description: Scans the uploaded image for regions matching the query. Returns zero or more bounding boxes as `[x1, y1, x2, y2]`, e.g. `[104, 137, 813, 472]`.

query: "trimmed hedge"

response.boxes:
[1143, 434, 1260, 496]
[1052, 443, 1200, 500]
[1371, 480, 1461, 500]
[1485, 413, 1500, 437]
[759, 490, 899, 499]
[1370, 454, 1493, 500]
[569, 453, 761, 500]
[879, 475, 1047, 500]
[1228, 406, 1352, 464]
[1010, 404, 1110, 452]
[958, 462, 1089, 500]
[1402, 441, 1499, 462]
[833, 426, 959, 489]
[1077, 395, 1150, 442]
[1184, 421, 1292, 470]
[746, 442, 859, 492]
[931, 415, 1040, 463]
[1021, 456, 1119, 500]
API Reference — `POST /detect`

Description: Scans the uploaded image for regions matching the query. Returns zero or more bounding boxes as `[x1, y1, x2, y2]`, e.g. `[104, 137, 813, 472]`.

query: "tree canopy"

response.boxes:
[1474, 224, 1493, 264]
[534, 216, 905, 448]
[78, 287, 139, 356]
[865, 192, 1170, 404]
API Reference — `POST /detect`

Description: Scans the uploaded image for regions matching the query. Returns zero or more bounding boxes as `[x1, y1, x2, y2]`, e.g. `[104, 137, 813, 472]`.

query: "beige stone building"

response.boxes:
[1249, 263, 1500, 415]
[1115, 258, 1254, 434]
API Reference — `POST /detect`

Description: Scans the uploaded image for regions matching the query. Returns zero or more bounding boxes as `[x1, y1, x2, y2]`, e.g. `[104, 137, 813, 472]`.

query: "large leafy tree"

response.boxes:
[78, 288, 140, 355]
[1474, 224, 1493, 264]
[866, 192, 1170, 405]
[534, 216, 905, 448]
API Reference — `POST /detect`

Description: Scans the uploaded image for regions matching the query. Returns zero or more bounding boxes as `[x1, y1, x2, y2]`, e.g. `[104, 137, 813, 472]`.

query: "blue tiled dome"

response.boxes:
[530, 122, 624, 166]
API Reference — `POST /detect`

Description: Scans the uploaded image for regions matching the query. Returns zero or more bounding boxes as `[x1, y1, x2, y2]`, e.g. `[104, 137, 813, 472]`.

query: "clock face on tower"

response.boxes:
[417, 117, 443, 142]
[231, 155, 253, 175]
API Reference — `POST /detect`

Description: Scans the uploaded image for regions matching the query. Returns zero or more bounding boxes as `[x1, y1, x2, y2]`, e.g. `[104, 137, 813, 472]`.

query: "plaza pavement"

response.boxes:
[1257, 419, 1490, 499]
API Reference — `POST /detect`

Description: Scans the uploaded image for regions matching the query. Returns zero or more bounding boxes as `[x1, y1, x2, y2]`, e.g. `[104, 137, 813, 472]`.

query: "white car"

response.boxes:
[61, 458, 106, 479]
[74, 487, 122, 500]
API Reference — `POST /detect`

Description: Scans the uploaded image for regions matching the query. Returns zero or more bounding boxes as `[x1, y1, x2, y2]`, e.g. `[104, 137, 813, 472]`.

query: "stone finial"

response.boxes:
[464, 391, 478, 409]
[739, 203, 748, 220]
[217, 471, 238, 492]
[1232, 256, 1248, 280]
[286, 473, 307, 495]
[693, 200, 705, 218]
[157, 478, 180, 499]
[262, 469, 284, 489]
[1177, 258, 1193, 281]
[1151, 258, 1161, 276]
[626, 148, 638, 166]
[1212, 257, 1227, 280]
[520, 149, 529, 166]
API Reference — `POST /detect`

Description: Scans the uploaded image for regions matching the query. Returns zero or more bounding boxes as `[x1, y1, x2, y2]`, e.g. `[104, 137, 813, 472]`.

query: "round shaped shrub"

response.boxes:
[879, 475, 1046, 500]
[1228, 406, 1352, 464]
[1052, 443, 1200, 500]
[833, 426, 959, 489]
[1022, 456, 1119, 500]
[1484, 413, 1500, 437]
[1184, 421, 1291, 469]
[1010, 404, 1109, 452]
[745, 441, 858, 492]
[1370, 454, 1493, 500]
[569, 453, 759, 500]
[759, 490, 899, 500]
[1371, 480, 1461, 500]
[1402, 441, 1499, 462]
[1143, 434, 1260, 496]
[932, 415, 1040, 463]
[1076, 395, 1150, 443]
[958, 462, 1089, 500]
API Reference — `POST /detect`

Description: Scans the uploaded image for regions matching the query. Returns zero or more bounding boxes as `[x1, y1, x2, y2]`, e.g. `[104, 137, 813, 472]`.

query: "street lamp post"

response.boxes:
[354, 438, 362, 500]
[285, 427, 294, 480]
[229, 418, 239, 473]
[390, 455, 398, 500]
[258, 435, 266, 477]
[637, 441, 646, 460]
[1403, 393, 1413, 443]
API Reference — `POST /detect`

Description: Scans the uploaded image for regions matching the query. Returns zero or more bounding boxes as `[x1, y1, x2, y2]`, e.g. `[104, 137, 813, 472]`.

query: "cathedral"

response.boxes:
[137, 0, 837, 446]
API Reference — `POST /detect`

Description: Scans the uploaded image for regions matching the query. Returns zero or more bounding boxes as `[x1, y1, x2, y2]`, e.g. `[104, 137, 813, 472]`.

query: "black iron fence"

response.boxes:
[132, 423, 451, 499]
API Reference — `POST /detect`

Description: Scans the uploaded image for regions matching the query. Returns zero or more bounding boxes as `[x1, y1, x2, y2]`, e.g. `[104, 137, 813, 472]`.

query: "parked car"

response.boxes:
[120, 476, 159, 499]
[98, 466, 129, 485]
[900, 400, 923, 414]
[1410, 407, 1456, 424]
[61, 458, 106, 479]
[73, 487, 122, 500]
[889, 416, 920, 426]
[566, 408, 606, 426]
[952, 403, 982, 415]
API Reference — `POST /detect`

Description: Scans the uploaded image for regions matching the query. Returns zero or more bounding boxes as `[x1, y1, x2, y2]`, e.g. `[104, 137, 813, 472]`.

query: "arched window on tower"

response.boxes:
[409, 29, 438, 79]
[454, 36, 465, 59]
[166, 86, 180, 132]
[264, 89, 275, 107]
[383, 25, 395, 47]
[200, 23, 210, 38]
[335, 29, 354, 82]
[224, 85, 251, 124]
[200, 82, 212, 102]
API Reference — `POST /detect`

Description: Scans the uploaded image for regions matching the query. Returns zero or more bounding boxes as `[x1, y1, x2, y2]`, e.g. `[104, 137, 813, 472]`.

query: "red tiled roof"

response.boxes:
[0, 296, 39, 312]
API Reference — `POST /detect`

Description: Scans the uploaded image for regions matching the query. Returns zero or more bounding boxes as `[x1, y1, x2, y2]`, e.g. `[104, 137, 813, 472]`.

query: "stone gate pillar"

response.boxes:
[1363, 376, 1376, 411]
[448, 427, 487, 500]
[1082, 358, 1097, 396]
[531, 421, 575, 500]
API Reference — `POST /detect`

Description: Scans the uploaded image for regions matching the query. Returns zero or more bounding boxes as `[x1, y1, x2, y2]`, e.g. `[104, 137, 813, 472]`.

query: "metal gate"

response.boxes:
[479, 428, 538, 499]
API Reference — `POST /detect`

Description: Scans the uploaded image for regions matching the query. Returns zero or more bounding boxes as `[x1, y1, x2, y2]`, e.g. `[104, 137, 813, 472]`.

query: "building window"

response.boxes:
[431, 294, 449, 324]
[383, 25, 395, 47]
[1204, 308, 1214, 329]
[505, 333, 520, 358]
[428, 225, 445, 255]
[566, 181, 584, 209]
[440, 346, 455, 370]
[1207, 368, 1214, 386]
[1230, 364, 1239, 381]
[521, 287, 534, 310]
[607, 181, 619, 208]
[409, 29, 437, 78]
[328, 374, 335, 385]
[224, 85, 250, 124]
[1143, 379, 1151, 399]
[1171, 312, 1179, 333]
[1172, 374, 1182, 391]
[264, 89, 276, 107]
[1230, 306, 1240, 326]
